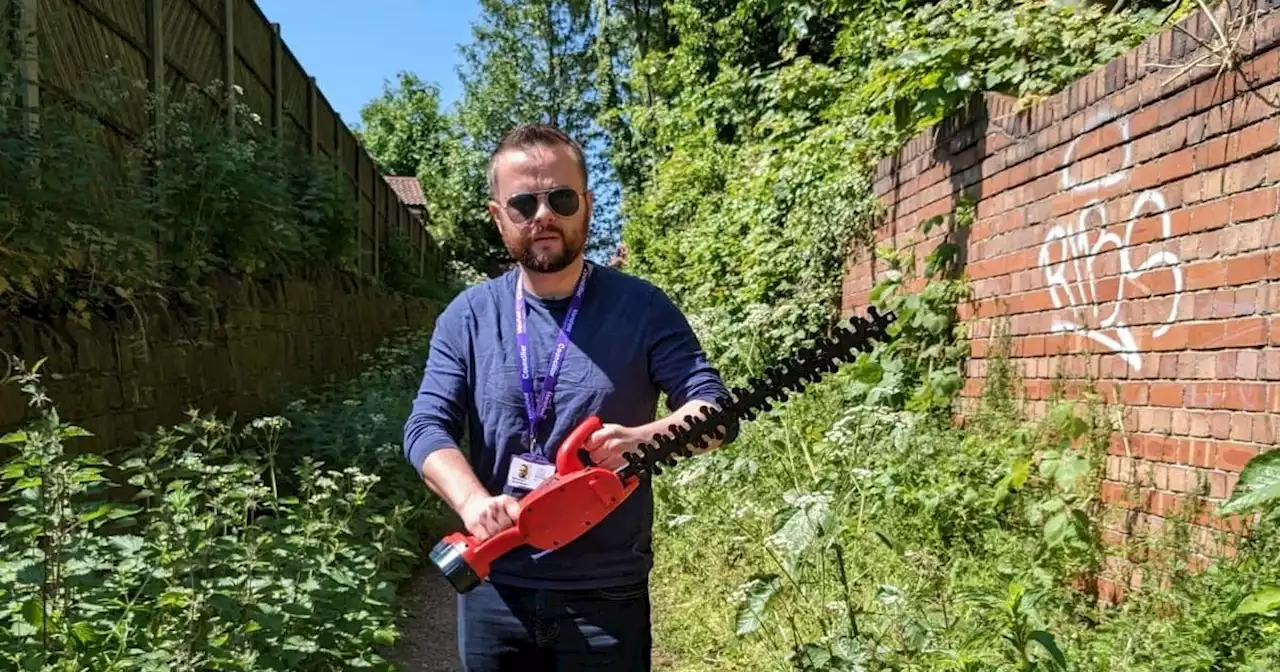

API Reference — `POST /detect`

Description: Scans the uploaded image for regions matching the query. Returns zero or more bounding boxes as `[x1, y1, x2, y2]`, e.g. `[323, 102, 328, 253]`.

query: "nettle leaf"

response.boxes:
[1044, 510, 1071, 547]
[767, 491, 833, 572]
[735, 574, 781, 636]
[1048, 403, 1088, 441]
[1030, 630, 1068, 670]
[20, 599, 43, 629]
[1051, 452, 1090, 492]
[1219, 450, 1280, 515]
[70, 620, 97, 645]
[1233, 586, 1280, 618]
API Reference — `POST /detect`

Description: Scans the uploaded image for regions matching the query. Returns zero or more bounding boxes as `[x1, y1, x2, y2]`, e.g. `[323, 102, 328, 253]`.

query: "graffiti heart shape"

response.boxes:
[1038, 190, 1184, 372]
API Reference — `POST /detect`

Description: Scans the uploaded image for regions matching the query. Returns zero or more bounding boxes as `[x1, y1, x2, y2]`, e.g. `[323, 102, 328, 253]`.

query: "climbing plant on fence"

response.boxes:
[0, 61, 446, 328]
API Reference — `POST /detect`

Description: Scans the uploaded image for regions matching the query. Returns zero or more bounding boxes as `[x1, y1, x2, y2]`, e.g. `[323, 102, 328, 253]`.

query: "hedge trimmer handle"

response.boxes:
[428, 415, 641, 593]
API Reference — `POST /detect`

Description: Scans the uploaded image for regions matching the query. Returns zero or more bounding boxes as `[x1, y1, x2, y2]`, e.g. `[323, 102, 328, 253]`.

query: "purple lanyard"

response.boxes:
[514, 263, 590, 453]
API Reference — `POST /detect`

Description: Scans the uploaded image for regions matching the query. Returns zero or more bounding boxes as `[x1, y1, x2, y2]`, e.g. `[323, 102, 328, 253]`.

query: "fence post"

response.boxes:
[147, 0, 163, 151]
[373, 174, 378, 279]
[271, 22, 282, 138]
[223, 0, 235, 135]
[18, 0, 38, 135]
[308, 75, 317, 156]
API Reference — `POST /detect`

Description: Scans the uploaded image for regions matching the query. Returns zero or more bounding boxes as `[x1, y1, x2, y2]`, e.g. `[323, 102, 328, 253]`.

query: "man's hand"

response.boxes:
[458, 492, 522, 541]
[584, 423, 647, 471]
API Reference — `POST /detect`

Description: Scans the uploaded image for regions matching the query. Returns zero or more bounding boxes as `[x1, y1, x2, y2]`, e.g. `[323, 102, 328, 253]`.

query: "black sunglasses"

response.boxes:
[504, 188, 581, 222]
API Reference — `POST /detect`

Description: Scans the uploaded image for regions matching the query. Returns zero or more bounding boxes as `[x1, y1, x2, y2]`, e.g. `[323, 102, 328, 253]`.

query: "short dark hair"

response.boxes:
[487, 124, 589, 196]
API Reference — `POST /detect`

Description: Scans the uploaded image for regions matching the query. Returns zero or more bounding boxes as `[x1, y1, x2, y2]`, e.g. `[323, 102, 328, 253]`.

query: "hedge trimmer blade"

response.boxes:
[614, 306, 897, 482]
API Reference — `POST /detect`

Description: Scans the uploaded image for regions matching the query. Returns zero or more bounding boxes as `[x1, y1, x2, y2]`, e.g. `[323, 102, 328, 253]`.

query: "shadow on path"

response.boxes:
[384, 566, 463, 672]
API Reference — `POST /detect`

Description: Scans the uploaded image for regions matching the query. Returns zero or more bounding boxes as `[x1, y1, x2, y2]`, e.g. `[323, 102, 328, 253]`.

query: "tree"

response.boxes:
[453, 0, 622, 264]
[353, 72, 450, 177]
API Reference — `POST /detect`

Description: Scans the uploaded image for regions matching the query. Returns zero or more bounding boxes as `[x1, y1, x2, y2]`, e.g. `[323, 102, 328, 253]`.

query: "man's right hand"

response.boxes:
[459, 492, 522, 541]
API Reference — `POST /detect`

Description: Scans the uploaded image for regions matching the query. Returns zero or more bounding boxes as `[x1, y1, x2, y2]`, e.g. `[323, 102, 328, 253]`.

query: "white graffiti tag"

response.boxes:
[1038, 112, 1183, 372]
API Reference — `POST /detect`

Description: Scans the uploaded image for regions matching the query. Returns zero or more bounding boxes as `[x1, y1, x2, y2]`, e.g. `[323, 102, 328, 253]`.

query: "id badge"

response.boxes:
[503, 452, 554, 497]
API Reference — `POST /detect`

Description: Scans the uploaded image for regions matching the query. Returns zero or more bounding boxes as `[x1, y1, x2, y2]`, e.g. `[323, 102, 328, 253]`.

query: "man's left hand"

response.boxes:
[583, 423, 647, 471]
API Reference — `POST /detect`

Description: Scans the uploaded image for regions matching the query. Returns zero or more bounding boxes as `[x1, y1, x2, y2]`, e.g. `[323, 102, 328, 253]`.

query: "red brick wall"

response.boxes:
[843, 2, 1280, 599]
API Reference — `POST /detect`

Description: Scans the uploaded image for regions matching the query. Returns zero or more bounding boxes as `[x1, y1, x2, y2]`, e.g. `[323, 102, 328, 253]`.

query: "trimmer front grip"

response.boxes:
[429, 415, 639, 594]
[429, 526, 525, 594]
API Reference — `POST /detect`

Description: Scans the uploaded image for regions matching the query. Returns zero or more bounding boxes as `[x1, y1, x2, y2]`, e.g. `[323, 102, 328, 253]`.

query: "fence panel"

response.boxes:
[15, 0, 441, 283]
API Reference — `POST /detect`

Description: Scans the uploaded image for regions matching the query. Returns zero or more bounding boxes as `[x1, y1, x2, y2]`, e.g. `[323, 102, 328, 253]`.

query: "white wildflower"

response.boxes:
[666, 514, 692, 528]
[250, 416, 291, 431]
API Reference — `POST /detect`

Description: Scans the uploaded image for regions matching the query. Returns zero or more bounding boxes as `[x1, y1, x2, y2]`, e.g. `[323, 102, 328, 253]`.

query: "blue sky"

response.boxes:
[256, 0, 480, 127]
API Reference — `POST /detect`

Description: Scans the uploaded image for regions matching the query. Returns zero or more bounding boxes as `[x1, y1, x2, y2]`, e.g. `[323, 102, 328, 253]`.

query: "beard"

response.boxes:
[507, 216, 588, 274]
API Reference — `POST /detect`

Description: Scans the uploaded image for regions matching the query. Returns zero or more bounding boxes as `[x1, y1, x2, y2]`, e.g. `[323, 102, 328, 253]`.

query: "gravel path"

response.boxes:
[383, 564, 464, 672]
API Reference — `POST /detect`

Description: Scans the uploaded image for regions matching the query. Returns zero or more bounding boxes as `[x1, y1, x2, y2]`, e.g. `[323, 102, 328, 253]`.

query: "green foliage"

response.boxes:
[0, 69, 377, 324]
[354, 72, 451, 178]
[610, 0, 1178, 380]
[0, 329, 448, 671]
[356, 0, 624, 277]
[851, 0, 1180, 139]
[1220, 450, 1280, 516]
[647, 333, 1280, 671]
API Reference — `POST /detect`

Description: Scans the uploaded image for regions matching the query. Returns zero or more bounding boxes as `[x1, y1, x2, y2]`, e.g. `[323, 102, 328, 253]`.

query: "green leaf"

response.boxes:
[1219, 450, 1280, 515]
[735, 574, 781, 636]
[71, 621, 97, 645]
[1233, 586, 1280, 617]
[58, 425, 93, 440]
[0, 431, 27, 445]
[20, 599, 42, 629]
[110, 535, 145, 555]
[1044, 510, 1071, 547]
[371, 628, 398, 645]
[158, 590, 189, 608]
[1052, 453, 1090, 491]
[1029, 630, 1068, 669]
[767, 492, 833, 572]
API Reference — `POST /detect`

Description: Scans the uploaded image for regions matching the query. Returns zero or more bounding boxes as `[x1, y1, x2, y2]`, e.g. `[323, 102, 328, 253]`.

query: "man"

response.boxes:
[403, 123, 736, 670]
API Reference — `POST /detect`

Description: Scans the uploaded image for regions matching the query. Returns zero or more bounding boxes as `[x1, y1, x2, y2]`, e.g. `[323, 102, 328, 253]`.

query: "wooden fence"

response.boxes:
[6, 0, 441, 281]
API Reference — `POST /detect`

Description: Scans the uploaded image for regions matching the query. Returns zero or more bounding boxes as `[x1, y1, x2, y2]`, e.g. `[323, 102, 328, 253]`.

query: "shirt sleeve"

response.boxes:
[645, 285, 739, 443]
[403, 292, 474, 474]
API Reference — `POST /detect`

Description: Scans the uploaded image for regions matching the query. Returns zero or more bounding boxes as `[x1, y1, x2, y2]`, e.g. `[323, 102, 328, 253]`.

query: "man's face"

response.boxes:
[488, 142, 592, 274]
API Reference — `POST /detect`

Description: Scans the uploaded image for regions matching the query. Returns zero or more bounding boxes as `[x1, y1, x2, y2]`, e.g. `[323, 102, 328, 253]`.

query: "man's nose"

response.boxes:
[531, 198, 555, 226]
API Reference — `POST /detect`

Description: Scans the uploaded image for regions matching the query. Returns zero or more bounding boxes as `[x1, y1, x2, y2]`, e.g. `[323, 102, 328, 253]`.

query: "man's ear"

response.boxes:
[487, 201, 502, 227]
[584, 189, 594, 214]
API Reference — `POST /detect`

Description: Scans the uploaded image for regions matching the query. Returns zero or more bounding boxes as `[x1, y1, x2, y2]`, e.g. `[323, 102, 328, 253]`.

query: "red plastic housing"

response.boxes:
[438, 415, 640, 583]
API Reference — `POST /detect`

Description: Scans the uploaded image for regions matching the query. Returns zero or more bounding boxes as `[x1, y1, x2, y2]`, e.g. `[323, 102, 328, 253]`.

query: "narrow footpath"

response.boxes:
[385, 566, 464, 672]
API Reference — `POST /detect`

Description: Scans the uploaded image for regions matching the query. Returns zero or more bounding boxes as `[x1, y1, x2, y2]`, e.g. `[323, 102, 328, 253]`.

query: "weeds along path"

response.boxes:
[0, 327, 467, 670]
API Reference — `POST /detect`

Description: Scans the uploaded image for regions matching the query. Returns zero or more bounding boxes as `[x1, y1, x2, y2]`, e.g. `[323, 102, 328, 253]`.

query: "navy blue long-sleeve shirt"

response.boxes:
[404, 261, 731, 589]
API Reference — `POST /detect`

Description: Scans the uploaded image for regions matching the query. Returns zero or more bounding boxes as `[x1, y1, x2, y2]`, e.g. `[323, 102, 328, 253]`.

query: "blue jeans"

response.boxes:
[456, 579, 652, 670]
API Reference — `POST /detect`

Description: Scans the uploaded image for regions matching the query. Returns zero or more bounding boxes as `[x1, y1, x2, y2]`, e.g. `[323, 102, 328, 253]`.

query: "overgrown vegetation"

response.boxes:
[5, 0, 1280, 669]
[607, 0, 1186, 380]
[0, 329, 447, 671]
[644, 210, 1280, 671]
[0, 55, 447, 327]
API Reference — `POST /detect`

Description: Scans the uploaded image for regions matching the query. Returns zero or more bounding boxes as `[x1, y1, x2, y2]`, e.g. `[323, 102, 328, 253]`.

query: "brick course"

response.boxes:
[845, 1, 1280, 600]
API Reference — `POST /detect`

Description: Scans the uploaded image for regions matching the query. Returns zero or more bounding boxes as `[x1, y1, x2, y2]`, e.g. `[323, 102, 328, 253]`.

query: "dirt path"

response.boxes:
[383, 565, 464, 672]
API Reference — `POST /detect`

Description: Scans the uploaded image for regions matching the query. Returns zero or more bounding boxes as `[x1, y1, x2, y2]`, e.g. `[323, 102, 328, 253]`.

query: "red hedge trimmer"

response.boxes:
[428, 306, 897, 594]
